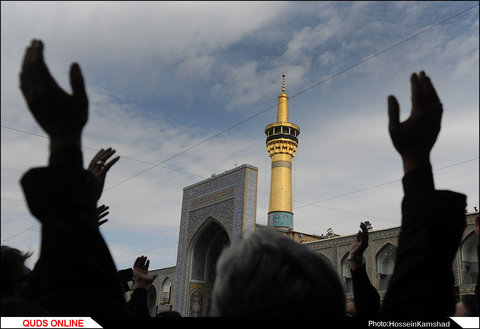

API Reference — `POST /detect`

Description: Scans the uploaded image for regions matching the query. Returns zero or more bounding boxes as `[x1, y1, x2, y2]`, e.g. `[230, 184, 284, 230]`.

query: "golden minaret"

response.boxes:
[265, 74, 300, 231]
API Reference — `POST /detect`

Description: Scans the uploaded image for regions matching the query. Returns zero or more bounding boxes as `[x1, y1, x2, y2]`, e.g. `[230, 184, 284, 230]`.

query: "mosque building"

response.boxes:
[134, 76, 479, 317]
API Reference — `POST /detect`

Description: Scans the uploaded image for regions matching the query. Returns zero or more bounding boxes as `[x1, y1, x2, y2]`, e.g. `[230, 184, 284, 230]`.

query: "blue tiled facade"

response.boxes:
[172, 164, 258, 316]
[144, 161, 478, 316]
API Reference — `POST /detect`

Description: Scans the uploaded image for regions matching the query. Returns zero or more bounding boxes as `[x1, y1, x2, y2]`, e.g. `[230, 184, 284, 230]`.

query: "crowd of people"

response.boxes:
[1, 39, 478, 323]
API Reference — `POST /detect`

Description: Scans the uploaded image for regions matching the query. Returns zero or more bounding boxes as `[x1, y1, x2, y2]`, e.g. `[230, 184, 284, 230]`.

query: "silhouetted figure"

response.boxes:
[1, 246, 32, 299]
[378, 71, 466, 318]
[16, 39, 129, 317]
[156, 311, 181, 317]
[348, 222, 380, 317]
[127, 256, 158, 317]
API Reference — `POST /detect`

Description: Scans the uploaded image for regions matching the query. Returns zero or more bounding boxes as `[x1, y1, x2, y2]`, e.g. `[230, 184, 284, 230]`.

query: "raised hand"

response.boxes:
[388, 71, 443, 173]
[19, 40, 88, 151]
[349, 222, 369, 257]
[348, 222, 369, 271]
[133, 256, 158, 289]
[87, 147, 120, 195]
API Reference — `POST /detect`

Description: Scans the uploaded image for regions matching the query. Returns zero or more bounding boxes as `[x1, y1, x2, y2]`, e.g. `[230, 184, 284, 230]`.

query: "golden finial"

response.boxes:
[282, 74, 286, 92]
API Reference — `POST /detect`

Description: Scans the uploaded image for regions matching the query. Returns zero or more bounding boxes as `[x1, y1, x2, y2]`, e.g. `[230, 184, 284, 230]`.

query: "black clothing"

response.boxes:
[351, 264, 380, 317]
[127, 288, 150, 317]
[19, 146, 129, 317]
[379, 167, 466, 318]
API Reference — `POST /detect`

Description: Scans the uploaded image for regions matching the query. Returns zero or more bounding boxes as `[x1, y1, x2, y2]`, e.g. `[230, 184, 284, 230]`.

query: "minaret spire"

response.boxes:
[264, 74, 300, 231]
[276, 74, 289, 122]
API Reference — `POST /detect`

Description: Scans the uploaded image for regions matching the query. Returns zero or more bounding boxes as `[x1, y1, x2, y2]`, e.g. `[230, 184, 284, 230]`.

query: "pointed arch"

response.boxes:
[161, 277, 172, 304]
[461, 232, 478, 285]
[340, 252, 366, 294]
[376, 243, 397, 291]
[187, 217, 230, 316]
[189, 217, 230, 281]
[147, 285, 157, 315]
[341, 253, 353, 293]
[318, 253, 332, 268]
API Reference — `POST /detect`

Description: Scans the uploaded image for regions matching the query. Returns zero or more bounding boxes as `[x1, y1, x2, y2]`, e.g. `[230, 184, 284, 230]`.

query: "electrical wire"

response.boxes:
[2, 4, 478, 193]
[2, 157, 477, 242]
[98, 3, 480, 192]
[1, 3, 477, 250]
[0, 124, 205, 179]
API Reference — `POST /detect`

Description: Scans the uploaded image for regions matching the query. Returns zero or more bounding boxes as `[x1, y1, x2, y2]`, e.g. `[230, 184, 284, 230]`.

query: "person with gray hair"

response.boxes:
[210, 227, 345, 317]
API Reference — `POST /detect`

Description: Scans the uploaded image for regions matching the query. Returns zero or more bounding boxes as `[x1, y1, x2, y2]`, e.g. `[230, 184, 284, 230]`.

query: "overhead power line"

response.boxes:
[2, 157, 477, 242]
[1, 4, 478, 245]
[0, 124, 205, 179]
[100, 3, 480, 191]
[255, 157, 479, 224]
[2, 4, 477, 193]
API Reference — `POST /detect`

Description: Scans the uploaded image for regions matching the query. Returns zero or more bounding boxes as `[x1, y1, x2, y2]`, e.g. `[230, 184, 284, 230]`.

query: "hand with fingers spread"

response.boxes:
[96, 204, 109, 226]
[388, 71, 443, 174]
[19, 39, 88, 152]
[133, 256, 158, 289]
[87, 147, 120, 198]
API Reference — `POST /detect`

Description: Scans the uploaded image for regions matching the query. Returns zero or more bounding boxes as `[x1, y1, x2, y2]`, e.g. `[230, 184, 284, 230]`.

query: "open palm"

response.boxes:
[20, 40, 88, 140]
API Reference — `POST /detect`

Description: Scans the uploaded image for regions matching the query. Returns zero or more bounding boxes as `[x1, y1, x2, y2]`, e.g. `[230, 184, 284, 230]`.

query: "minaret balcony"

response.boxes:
[266, 139, 298, 157]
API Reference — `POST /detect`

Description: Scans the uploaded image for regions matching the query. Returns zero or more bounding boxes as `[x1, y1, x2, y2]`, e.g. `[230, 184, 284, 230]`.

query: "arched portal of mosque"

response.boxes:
[187, 218, 230, 317]
[376, 243, 397, 291]
[173, 164, 258, 317]
[461, 232, 479, 285]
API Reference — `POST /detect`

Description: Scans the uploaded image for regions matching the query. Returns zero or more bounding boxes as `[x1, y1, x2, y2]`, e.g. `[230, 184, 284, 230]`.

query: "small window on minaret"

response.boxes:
[282, 127, 289, 134]
[275, 127, 281, 134]
[269, 128, 273, 136]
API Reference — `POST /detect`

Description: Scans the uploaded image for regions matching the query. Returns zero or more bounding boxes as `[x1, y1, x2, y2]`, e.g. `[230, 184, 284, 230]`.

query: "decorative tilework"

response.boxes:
[268, 211, 293, 230]
[189, 288, 204, 317]
[189, 186, 235, 210]
[173, 164, 258, 316]
[271, 160, 292, 169]
[161, 173, 477, 315]
[303, 214, 478, 298]
[243, 169, 257, 237]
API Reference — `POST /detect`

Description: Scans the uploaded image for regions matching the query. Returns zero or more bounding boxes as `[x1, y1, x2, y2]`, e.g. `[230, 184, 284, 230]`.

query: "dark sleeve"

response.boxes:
[127, 288, 150, 317]
[20, 146, 129, 317]
[351, 264, 380, 317]
[378, 167, 466, 319]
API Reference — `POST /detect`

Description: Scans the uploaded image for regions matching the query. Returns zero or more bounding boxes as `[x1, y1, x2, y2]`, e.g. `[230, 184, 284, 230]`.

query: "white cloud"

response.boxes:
[1, 1, 478, 273]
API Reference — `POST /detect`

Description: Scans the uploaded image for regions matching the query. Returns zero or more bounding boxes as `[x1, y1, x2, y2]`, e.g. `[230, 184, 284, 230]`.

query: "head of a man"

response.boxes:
[211, 228, 345, 317]
[1, 246, 32, 298]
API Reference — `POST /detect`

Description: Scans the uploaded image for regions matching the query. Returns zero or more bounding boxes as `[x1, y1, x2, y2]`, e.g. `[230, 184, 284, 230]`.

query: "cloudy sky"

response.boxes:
[1, 1, 479, 271]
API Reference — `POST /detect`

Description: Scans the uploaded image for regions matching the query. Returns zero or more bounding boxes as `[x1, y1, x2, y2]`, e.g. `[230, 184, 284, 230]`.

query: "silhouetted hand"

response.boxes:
[348, 222, 369, 271]
[96, 204, 109, 226]
[388, 71, 443, 173]
[87, 148, 120, 195]
[349, 222, 369, 256]
[19, 39, 88, 151]
[133, 256, 158, 289]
